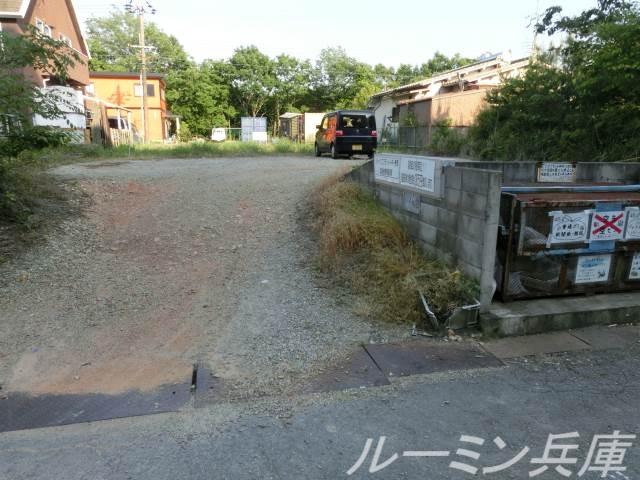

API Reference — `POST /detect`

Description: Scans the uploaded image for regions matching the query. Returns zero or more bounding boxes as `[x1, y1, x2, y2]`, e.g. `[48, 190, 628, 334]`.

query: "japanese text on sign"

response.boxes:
[575, 254, 612, 284]
[374, 154, 436, 193]
[624, 207, 640, 240]
[548, 211, 589, 245]
[629, 252, 640, 280]
[399, 157, 436, 192]
[374, 156, 400, 184]
[590, 211, 626, 241]
[536, 162, 577, 183]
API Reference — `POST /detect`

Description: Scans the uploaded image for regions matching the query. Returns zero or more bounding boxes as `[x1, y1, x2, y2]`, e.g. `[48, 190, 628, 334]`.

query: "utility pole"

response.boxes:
[125, 0, 155, 144]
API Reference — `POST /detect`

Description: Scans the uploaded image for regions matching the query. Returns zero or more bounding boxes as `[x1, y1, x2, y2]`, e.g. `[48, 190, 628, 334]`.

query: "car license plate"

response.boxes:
[352, 145, 362, 151]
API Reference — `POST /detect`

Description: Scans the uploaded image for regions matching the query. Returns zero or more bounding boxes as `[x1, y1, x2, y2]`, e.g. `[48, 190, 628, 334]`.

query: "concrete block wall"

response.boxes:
[455, 161, 640, 185]
[347, 161, 502, 311]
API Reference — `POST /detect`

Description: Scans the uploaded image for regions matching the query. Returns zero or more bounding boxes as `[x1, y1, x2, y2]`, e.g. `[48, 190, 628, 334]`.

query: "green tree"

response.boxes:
[265, 55, 313, 134]
[308, 47, 371, 110]
[472, 0, 640, 161]
[228, 46, 275, 119]
[0, 26, 82, 125]
[85, 10, 191, 73]
[470, 53, 573, 160]
[165, 61, 235, 137]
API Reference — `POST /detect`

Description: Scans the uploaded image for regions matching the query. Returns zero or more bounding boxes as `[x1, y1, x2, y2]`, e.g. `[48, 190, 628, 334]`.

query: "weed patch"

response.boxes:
[311, 175, 478, 328]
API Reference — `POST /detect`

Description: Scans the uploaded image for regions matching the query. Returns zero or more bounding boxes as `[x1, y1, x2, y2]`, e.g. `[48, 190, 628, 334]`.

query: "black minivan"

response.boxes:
[314, 110, 377, 159]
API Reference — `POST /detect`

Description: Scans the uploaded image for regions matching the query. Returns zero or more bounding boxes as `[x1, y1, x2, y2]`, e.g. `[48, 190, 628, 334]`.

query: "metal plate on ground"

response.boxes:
[482, 331, 591, 360]
[364, 341, 502, 377]
[193, 364, 226, 408]
[304, 347, 390, 394]
[569, 325, 640, 350]
[0, 382, 191, 433]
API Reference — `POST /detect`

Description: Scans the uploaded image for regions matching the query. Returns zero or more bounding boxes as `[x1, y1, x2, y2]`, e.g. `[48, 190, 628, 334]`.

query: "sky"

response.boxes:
[71, 0, 599, 67]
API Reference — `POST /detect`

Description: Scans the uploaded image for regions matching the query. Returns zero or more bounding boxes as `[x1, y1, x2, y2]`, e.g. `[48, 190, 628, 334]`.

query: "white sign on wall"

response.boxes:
[575, 254, 612, 284]
[536, 162, 577, 183]
[590, 210, 626, 241]
[624, 207, 640, 240]
[400, 157, 436, 193]
[629, 252, 640, 280]
[374, 154, 437, 193]
[374, 156, 400, 184]
[548, 211, 590, 244]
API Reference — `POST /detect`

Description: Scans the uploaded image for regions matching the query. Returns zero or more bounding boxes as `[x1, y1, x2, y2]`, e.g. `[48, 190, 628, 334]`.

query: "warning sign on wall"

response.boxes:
[575, 254, 612, 284]
[590, 211, 626, 241]
[536, 162, 577, 183]
[624, 207, 640, 240]
[629, 252, 640, 280]
[374, 156, 400, 184]
[548, 211, 589, 244]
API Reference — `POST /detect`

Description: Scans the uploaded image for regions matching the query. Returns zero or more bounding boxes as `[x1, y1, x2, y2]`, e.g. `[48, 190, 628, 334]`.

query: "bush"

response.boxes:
[429, 119, 467, 156]
[0, 126, 72, 158]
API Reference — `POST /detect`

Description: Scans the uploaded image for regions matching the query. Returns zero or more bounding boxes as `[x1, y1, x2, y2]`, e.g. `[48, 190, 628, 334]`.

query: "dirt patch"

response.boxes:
[0, 157, 409, 400]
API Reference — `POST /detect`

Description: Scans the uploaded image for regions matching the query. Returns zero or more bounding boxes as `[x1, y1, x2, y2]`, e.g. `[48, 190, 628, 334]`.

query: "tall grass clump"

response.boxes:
[311, 174, 478, 327]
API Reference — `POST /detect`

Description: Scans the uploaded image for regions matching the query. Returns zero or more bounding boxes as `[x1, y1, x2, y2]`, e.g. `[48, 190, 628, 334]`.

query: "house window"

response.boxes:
[35, 19, 53, 37]
[58, 33, 72, 47]
[134, 83, 155, 97]
[391, 107, 399, 122]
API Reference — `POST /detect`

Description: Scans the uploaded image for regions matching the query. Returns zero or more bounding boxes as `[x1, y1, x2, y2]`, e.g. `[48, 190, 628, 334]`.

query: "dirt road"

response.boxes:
[0, 157, 405, 400]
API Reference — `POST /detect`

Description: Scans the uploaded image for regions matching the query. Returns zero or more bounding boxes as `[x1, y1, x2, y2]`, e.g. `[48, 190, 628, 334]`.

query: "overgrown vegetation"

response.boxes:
[429, 119, 467, 157]
[470, 0, 640, 162]
[311, 174, 478, 328]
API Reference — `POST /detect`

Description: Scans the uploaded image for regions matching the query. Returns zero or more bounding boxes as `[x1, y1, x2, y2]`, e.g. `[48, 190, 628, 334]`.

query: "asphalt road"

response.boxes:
[0, 343, 637, 480]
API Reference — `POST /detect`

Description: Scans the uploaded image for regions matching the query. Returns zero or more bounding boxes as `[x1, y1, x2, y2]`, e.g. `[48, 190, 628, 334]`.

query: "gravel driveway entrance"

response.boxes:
[0, 157, 399, 402]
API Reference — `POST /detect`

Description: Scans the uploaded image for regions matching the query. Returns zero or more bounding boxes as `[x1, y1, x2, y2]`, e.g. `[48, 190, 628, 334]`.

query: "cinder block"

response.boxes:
[376, 188, 391, 208]
[460, 191, 488, 217]
[456, 237, 484, 268]
[462, 169, 490, 194]
[437, 208, 459, 234]
[503, 163, 535, 183]
[458, 214, 486, 242]
[420, 202, 439, 225]
[418, 221, 438, 246]
[444, 187, 462, 209]
[390, 191, 403, 211]
[436, 230, 458, 256]
[445, 167, 463, 191]
[403, 215, 421, 239]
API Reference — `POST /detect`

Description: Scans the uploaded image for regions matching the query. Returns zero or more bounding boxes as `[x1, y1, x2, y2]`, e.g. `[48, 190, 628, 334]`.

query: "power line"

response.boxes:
[124, 0, 155, 143]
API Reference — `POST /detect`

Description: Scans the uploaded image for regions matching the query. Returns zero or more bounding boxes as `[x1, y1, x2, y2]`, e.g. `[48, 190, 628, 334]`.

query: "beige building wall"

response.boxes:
[90, 75, 166, 141]
[429, 89, 489, 127]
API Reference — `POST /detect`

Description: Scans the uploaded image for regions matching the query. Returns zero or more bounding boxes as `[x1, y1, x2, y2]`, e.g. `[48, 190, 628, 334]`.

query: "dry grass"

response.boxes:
[311, 175, 478, 328]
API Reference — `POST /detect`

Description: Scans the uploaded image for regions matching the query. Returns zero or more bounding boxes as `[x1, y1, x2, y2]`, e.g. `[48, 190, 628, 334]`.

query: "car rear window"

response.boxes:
[339, 115, 372, 130]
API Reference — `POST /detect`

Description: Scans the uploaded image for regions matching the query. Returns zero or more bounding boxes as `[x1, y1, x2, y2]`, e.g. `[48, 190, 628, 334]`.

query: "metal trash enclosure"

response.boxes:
[496, 186, 640, 301]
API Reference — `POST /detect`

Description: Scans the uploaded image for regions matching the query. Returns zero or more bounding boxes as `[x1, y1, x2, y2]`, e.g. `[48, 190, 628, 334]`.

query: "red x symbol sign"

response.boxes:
[592, 213, 624, 235]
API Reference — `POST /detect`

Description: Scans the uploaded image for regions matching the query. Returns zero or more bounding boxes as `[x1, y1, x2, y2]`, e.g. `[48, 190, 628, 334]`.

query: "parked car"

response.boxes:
[314, 110, 377, 159]
[211, 127, 226, 142]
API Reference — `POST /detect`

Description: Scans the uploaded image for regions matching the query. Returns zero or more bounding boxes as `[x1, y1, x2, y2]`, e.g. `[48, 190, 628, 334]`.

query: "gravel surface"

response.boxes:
[0, 156, 409, 399]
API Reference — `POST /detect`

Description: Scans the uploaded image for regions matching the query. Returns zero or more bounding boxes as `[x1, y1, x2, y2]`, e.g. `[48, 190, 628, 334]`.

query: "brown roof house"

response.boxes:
[368, 53, 529, 148]
[0, 0, 90, 141]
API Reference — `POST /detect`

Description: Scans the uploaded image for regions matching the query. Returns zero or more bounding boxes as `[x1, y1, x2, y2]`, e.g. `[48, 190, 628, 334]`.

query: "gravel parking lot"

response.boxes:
[0, 156, 408, 400]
